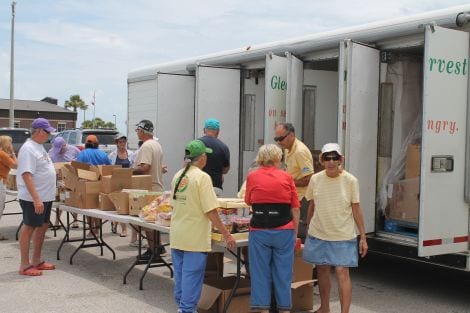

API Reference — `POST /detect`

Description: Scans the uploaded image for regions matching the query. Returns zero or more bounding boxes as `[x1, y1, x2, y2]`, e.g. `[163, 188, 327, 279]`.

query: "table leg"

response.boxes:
[56, 211, 71, 260]
[223, 246, 242, 313]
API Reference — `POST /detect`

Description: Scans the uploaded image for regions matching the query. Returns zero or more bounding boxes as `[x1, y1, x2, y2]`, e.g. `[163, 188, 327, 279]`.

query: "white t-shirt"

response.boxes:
[17, 139, 57, 202]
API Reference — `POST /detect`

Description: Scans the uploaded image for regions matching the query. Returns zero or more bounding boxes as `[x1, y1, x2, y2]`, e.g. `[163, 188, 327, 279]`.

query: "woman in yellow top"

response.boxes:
[170, 139, 236, 313]
[0, 135, 18, 240]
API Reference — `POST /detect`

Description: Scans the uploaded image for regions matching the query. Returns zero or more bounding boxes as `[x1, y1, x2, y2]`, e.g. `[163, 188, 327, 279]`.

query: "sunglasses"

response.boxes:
[43, 129, 50, 134]
[274, 132, 290, 142]
[322, 155, 340, 162]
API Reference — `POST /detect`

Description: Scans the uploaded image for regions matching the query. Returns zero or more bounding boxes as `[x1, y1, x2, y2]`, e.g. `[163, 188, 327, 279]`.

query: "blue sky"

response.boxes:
[0, 0, 468, 133]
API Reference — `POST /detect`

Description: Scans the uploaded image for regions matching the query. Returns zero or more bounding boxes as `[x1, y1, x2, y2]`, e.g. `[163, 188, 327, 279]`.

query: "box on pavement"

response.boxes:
[387, 177, 419, 223]
[291, 280, 315, 312]
[293, 245, 314, 282]
[198, 276, 250, 313]
[131, 175, 153, 190]
[99, 193, 115, 211]
[108, 192, 130, 215]
[127, 190, 162, 216]
[405, 144, 420, 179]
[101, 168, 133, 193]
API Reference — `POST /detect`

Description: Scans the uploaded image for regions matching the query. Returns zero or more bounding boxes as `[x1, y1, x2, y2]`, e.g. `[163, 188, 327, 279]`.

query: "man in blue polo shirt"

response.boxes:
[198, 118, 230, 196]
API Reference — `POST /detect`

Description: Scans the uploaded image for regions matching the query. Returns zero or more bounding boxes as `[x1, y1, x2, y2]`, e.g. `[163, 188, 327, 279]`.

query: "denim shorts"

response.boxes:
[303, 235, 358, 267]
[20, 200, 52, 227]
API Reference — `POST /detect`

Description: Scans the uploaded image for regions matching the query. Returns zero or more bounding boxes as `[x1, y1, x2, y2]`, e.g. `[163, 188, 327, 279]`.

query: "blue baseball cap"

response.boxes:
[204, 118, 220, 130]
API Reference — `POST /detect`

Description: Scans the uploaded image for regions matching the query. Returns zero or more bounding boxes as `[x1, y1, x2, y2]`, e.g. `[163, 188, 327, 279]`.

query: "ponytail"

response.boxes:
[173, 157, 192, 200]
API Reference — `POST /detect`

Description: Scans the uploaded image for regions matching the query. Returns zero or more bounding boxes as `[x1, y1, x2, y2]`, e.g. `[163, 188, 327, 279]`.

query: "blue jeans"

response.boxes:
[248, 229, 295, 311]
[172, 249, 208, 313]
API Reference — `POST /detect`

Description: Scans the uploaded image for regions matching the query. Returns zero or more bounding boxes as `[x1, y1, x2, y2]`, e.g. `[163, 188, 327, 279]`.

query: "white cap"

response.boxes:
[321, 143, 342, 156]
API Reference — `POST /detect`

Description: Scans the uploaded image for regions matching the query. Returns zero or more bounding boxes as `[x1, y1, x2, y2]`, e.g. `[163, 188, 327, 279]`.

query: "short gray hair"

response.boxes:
[256, 144, 282, 167]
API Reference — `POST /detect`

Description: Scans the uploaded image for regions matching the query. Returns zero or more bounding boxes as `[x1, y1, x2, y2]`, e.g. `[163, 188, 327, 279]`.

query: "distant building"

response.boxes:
[0, 97, 77, 131]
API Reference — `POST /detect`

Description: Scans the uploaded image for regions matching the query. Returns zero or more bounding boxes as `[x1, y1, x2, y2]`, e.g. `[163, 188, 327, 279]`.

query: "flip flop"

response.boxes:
[34, 261, 56, 270]
[19, 266, 42, 276]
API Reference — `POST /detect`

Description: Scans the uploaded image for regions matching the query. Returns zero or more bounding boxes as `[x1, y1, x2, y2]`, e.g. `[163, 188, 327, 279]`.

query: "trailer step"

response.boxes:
[384, 220, 418, 237]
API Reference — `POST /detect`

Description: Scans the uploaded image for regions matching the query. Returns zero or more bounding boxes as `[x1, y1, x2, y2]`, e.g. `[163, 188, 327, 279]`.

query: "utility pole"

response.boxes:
[9, 1, 16, 128]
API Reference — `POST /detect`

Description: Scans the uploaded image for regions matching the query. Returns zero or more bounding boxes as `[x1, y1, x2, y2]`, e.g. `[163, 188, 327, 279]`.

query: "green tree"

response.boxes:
[64, 94, 87, 112]
[81, 117, 115, 129]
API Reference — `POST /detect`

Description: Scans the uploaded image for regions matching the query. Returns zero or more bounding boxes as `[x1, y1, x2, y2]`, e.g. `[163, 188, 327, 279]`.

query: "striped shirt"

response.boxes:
[305, 170, 360, 241]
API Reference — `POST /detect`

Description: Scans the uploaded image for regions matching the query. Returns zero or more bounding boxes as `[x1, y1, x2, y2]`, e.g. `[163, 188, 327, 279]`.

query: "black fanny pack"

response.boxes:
[250, 203, 292, 229]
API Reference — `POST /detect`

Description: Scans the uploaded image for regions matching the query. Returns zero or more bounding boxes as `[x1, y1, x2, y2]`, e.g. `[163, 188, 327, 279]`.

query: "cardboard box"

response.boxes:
[101, 168, 133, 193]
[131, 175, 153, 190]
[291, 280, 315, 312]
[62, 164, 79, 191]
[77, 168, 99, 181]
[128, 191, 162, 216]
[64, 190, 78, 207]
[205, 252, 225, 279]
[96, 165, 122, 177]
[293, 246, 314, 282]
[198, 276, 251, 313]
[99, 193, 115, 211]
[388, 177, 419, 223]
[217, 198, 248, 209]
[74, 181, 101, 209]
[54, 162, 70, 180]
[108, 192, 130, 215]
[405, 144, 421, 179]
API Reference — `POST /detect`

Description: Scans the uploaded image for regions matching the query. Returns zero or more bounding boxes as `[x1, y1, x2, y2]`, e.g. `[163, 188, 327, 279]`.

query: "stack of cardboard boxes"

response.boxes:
[387, 144, 420, 223]
[60, 161, 157, 214]
[197, 246, 315, 313]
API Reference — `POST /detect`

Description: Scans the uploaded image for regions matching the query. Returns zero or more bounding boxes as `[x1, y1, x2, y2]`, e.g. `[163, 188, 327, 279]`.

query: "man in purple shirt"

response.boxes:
[48, 137, 80, 162]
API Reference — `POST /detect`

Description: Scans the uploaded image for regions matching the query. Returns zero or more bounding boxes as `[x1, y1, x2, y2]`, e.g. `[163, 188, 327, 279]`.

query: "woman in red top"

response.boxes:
[245, 144, 300, 313]
[0, 135, 18, 240]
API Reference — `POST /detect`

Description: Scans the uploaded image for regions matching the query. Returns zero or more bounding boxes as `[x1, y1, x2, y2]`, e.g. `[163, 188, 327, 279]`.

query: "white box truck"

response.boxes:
[128, 5, 470, 270]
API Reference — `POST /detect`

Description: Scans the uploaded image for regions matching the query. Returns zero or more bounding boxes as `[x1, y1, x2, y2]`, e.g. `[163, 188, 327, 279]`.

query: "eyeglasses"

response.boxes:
[322, 155, 340, 162]
[274, 132, 291, 142]
[42, 129, 50, 134]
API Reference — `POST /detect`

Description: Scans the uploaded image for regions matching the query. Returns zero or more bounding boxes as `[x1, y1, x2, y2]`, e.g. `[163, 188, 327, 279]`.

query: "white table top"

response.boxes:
[59, 204, 247, 247]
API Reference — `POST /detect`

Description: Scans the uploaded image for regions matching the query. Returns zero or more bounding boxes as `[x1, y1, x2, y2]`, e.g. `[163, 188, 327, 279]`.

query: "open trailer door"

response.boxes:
[286, 52, 304, 138]
[418, 25, 469, 257]
[156, 73, 195, 189]
[338, 40, 380, 234]
[195, 65, 241, 197]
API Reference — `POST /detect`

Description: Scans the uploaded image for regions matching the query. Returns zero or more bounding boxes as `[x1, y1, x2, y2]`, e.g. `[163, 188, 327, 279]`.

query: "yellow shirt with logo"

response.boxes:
[170, 165, 219, 252]
[285, 138, 314, 200]
[305, 170, 360, 241]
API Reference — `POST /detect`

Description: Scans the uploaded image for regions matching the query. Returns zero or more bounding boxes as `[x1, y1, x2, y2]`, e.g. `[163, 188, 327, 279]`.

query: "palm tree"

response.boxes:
[64, 95, 86, 112]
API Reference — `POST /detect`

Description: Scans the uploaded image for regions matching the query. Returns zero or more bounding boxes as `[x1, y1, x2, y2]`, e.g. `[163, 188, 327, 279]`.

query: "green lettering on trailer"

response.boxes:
[428, 57, 468, 75]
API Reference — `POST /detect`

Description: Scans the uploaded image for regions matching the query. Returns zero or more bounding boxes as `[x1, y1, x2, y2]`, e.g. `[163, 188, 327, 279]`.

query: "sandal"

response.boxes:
[19, 266, 42, 276]
[33, 261, 56, 271]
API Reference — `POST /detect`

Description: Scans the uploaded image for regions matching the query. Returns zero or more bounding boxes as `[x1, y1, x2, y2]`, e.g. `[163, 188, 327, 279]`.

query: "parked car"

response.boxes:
[0, 128, 56, 154]
[0, 128, 31, 155]
[55, 129, 119, 154]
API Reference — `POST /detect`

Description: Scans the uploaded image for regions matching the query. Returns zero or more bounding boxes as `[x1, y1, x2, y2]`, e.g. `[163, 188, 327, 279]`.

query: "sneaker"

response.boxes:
[129, 241, 139, 247]
[158, 246, 167, 255]
[140, 249, 161, 261]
